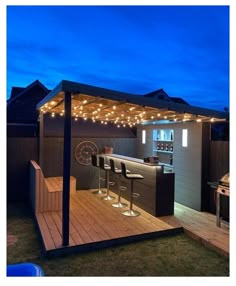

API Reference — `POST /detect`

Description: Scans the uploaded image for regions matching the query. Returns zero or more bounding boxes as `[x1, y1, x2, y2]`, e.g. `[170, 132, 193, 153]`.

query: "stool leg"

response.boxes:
[112, 174, 128, 208]
[121, 180, 140, 217]
[93, 168, 106, 195]
[101, 171, 115, 201]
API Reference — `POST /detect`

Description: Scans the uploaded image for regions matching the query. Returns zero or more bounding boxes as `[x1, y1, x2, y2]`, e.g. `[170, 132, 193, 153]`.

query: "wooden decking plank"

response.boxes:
[35, 188, 228, 257]
[36, 213, 55, 250]
[43, 212, 62, 248]
[161, 202, 229, 256]
[69, 211, 96, 243]
[50, 212, 76, 246]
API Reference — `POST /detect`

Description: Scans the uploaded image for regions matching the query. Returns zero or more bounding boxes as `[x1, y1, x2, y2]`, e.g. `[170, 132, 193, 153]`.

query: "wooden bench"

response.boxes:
[30, 160, 76, 213]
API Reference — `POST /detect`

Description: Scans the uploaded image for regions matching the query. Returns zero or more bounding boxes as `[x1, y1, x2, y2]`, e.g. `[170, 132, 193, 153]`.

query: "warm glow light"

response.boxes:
[182, 129, 188, 147]
[51, 112, 55, 118]
[113, 105, 116, 109]
[164, 116, 167, 119]
[99, 104, 103, 107]
[117, 124, 120, 128]
[157, 113, 161, 117]
[75, 117, 78, 121]
[210, 118, 215, 122]
[196, 118, 202, 122]
[83, 100, 87, 104]
[50, 101, 56, 105]
[142, 130, 146, 144]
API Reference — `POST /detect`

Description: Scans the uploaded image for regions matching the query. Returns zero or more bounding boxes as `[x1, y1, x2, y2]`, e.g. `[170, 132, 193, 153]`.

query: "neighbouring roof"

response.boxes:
[7, 80, 50, 124]
[144, 88, 189, 105]
[37, 80, 228, 125]
[9, 87, 25, 100]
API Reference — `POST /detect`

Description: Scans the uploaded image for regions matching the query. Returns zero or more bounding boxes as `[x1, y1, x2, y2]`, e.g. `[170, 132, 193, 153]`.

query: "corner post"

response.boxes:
[39, 111, 44, 169]
[62, 91, 72, 246]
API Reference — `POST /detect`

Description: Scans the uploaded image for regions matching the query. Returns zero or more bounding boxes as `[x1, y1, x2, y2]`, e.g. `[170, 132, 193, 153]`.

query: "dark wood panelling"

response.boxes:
[209, 141, 229, 181]
[42, 138, 137, 190]
[7, 138, 39, 201]
[44, 115, 136, 138]
[106, 155, 174, 216]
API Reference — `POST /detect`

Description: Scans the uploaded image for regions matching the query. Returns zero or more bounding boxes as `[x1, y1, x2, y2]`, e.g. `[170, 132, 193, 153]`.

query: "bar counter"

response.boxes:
[105, 154, 175, 216]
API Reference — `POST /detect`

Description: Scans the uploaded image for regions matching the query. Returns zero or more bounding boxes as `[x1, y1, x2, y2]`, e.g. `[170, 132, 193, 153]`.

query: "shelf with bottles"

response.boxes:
[153, 129, 174, 142]
[154, 142, 173, 153]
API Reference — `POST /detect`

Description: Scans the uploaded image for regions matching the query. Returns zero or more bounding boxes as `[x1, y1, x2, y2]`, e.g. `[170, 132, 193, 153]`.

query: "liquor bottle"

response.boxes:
[165, 144, 169, 151]
[170, 155, 173, 165]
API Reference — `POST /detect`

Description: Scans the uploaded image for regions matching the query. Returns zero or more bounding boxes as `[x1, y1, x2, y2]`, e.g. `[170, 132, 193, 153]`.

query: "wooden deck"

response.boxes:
[35, 189, 182, 256]
[35, 190, 229, 257]
[162, 203, 229, 257]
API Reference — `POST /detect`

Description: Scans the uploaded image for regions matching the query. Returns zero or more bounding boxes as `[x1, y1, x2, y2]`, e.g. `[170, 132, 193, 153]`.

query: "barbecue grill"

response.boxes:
[208, 173, 230, 227]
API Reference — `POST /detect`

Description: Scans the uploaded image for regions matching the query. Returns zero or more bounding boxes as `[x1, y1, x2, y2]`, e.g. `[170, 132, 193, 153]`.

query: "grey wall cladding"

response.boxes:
[136, 122, 204, 211]
[42, 137, 137, 190]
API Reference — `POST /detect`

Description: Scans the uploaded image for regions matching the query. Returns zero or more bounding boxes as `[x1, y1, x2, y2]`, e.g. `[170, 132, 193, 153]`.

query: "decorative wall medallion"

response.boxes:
[75, 141, 98, 165]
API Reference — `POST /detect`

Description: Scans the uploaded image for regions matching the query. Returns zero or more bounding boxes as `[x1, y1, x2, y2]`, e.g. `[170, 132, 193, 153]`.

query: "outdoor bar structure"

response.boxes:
[29, 79, 229, 255]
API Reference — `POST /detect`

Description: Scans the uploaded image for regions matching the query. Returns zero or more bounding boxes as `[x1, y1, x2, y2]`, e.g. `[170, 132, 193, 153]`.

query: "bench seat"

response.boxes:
[30, 160, 77, 213]
[45, 176, 76, 194]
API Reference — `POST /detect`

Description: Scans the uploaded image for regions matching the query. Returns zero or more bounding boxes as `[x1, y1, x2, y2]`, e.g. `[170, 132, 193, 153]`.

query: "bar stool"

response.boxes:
[120, 162, 144, 217]
[99, 156, 115, 201]
[91, 155, 106, 195]
[109, 159, 128, 208]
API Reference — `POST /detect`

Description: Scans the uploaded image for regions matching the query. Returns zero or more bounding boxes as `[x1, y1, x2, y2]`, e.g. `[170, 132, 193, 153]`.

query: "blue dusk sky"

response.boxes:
[6, 4, 229, 111]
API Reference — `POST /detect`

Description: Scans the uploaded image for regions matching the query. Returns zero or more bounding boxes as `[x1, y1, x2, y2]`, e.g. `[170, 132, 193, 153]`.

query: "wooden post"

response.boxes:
[62, 91, 72, 246]
[39, 111, 44, 169]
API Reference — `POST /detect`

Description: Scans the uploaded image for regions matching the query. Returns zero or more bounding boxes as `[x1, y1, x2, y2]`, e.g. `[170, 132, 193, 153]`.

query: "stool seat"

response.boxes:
[125, 173, 144, 179]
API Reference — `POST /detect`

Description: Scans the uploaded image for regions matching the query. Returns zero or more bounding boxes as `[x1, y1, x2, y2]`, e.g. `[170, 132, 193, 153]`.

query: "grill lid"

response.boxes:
[219, 173, 229, 187]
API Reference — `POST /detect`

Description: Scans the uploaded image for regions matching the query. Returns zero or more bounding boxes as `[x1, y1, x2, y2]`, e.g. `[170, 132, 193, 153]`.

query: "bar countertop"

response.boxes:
[106, 153, 174, 173]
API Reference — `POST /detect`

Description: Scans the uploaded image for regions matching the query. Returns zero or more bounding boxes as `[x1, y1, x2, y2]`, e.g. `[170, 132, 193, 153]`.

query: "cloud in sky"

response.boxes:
[6, 5, 229, 111]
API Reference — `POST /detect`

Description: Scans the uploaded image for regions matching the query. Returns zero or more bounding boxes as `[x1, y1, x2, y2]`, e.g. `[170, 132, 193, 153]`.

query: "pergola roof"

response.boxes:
[37, 80, 228, 126]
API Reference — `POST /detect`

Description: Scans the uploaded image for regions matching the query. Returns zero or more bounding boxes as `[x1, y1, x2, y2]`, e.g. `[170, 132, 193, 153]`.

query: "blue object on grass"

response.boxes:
[7, 263, 44, 277]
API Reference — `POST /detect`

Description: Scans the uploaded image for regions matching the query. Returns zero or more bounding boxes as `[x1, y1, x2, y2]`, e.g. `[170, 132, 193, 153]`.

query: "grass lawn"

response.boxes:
[7, 202, 229, 276]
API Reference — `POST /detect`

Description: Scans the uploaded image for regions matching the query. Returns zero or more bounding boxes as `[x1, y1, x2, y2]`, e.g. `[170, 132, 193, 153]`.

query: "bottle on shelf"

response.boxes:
[170, 155, 173, 165]
[157, 143, 160, 150]
[165, 144, 169, 151]
[170, 144, 173, 152]
[161, 143, 164, 150]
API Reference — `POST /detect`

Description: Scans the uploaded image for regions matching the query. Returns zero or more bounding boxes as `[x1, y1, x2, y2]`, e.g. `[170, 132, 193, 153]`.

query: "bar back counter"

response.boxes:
[105, 154, 175, 217]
